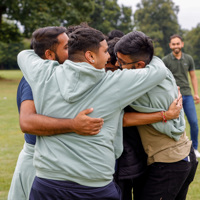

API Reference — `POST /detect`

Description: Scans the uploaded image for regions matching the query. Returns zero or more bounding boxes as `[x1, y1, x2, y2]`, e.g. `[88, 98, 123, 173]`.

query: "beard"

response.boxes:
[173, 48, 181, 54]
[54, 52, 61, 63]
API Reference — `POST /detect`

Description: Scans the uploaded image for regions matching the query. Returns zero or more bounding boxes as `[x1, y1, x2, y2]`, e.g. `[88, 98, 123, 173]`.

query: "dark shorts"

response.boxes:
[29, 177, 121, 200]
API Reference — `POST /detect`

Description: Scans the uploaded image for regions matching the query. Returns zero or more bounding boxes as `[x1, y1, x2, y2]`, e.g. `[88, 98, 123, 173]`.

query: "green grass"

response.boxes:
[0, 70, 24, 200]
[0, 70, 200, 200]
[185, 70, 200, 200]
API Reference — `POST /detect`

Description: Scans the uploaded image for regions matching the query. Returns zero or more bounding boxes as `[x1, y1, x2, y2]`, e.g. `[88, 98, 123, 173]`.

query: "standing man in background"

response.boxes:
[163, 34, 200, 158]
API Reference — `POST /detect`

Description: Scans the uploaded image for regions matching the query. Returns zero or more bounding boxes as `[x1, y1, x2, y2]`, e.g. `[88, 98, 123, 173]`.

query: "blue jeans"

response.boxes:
[183, 95, 199, 149]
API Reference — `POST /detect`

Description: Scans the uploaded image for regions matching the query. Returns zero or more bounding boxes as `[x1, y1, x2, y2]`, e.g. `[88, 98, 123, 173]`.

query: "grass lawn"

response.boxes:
[0, 70, 24, 200]
[0, 70, 200, 200]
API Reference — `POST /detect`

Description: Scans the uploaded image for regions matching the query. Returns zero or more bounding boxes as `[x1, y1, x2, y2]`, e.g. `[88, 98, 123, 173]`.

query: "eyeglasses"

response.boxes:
[115, 54, 139, 69]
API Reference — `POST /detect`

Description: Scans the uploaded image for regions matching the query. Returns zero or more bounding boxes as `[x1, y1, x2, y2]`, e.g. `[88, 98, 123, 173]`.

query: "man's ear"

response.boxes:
[169, 42, 172, 49]
[181, 41, 184, 48]
[85, 51, 96, 64]
[135, 61, 146, 69]
[44, 49, 55, 60]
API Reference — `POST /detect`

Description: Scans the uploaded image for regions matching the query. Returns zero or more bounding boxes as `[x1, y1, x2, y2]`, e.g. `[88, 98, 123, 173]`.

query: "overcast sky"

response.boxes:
[118, 0, 200, 30]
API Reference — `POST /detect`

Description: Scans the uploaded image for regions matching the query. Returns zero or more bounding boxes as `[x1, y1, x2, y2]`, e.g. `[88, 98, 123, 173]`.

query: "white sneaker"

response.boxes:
[194, 149, 200, 158]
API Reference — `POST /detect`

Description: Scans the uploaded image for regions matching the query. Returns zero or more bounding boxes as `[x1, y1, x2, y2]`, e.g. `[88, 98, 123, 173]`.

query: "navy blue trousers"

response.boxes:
[29, 177, 121, 200]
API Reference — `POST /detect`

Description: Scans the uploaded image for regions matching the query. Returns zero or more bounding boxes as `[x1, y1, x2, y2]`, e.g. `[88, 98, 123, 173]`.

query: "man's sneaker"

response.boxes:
[194, 149, 200, 158]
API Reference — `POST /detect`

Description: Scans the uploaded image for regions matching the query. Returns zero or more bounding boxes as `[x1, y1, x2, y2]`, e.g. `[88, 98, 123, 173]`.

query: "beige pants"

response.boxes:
[8, 142, 35, 200]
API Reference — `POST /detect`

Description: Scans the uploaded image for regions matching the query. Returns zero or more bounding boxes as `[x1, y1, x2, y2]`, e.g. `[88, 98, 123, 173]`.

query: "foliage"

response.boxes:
[1, 0, 200, 69]
[1, 0, 95, 38]
[0, 0, 95, 69]
[117, 5, 134, 34]
[89, 0, 133, 34]
[183, 24, 200, 69]
[134, 0, 180, 57]
[0, 42, 23, 69]
[0, 19, 22, 43]
[0, 37, 30, 70]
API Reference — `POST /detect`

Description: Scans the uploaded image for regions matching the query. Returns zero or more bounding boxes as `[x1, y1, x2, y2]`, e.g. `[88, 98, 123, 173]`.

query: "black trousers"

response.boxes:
[141, 146, 198, 200]
[116, 172, 147, 200]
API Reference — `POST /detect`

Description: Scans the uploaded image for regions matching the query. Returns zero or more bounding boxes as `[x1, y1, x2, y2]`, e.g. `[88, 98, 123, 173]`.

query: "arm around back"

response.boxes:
[123, 98, 182, 127]
[20, 100, 103, 136]
[17, 50, 59, 87]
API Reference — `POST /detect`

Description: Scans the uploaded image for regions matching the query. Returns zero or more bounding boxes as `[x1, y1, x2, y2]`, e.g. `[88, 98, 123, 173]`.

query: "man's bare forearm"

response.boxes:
[20, 100, 103, 136]
[123, 98, 182, 127]
[20, 112, 75, 135]
[123, 112, 163, 127]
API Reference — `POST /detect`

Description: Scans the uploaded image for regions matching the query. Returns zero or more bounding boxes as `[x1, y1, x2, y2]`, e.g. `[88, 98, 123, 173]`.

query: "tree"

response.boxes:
[0, 18, 22, 43]
[1, 0, 95, 38]
[184, 24, 200, 69]
[134, 0, 180, 57]
[0, 18, 25, 69]
[0, 41, 25, 69]
[0, 0, 135, 69]
[117, 5, 134, 34]
[89, 0, 133, 34]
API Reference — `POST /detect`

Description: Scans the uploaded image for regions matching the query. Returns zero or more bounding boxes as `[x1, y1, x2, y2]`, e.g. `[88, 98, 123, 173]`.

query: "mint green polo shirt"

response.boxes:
[162, 52, 195, 95]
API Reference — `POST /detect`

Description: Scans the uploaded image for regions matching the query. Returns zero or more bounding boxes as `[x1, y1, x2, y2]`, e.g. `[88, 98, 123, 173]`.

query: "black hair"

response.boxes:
[108, 37, 120, 65]
[170, 34, 183, 42]
[107, 29, 124, 41]
[31, 26, 67, 58]
[68, 27, 106, 61]
[114, 31, 154, 65]
[66, 22, 89, 35]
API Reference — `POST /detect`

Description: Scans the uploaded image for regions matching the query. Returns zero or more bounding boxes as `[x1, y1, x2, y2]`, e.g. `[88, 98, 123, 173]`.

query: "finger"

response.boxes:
[92, 125, 103, 130]
[83, 123, 103, 131]
[80, 108, 94, 115]
[86, 118, 104, 124]
[89, 130, 101, 135]
[89, 118, 104, 122]
[177, 99, 182, 105]
[177, 93, 182, 100]
[171, 98, 178, 105]
[80, 129, 101, 136]
[177, 96, 182, 103]
[195, 100, 200, 104]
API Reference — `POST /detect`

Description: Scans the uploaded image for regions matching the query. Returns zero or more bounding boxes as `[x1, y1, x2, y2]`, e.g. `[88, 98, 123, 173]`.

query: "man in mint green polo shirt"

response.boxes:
[163, 34, 200, 158]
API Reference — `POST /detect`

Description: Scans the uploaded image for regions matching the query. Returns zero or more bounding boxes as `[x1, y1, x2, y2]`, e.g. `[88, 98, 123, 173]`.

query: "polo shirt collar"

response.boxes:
[170, 52, 185, 60]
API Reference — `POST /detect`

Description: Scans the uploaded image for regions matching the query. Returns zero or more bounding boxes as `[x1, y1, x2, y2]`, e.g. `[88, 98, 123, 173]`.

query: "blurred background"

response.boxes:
[0, 0, 200, 70]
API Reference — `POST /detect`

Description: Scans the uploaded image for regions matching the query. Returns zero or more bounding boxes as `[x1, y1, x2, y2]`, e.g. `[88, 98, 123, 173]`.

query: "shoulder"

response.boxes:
[183, 53, 194, 61]
[162, 54, 172, 67]
[17, 77, 33, 100]
[163, 53, 171, 60]
[19, 77, 32, 91]
[162, 54, 172, 64]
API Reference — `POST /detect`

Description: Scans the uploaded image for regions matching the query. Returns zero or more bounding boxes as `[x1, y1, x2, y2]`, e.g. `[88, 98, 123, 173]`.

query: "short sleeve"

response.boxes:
[17, 77, 33, 113]
[188, 55, 195, 71]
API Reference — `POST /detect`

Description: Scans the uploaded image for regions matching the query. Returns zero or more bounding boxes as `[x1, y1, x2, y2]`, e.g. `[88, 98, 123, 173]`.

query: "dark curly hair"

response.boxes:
[68, 27, 106, 61]
[114, 31, 154, 65]
[31, 26, 67, 58]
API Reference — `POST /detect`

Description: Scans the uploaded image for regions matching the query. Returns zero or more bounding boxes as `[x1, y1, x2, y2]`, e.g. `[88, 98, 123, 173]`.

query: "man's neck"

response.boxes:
[172, 51, 182, 60]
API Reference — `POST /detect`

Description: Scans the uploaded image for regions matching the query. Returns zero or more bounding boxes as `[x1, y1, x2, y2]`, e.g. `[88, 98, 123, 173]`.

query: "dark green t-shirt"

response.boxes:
[162, 52, 195, 95]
